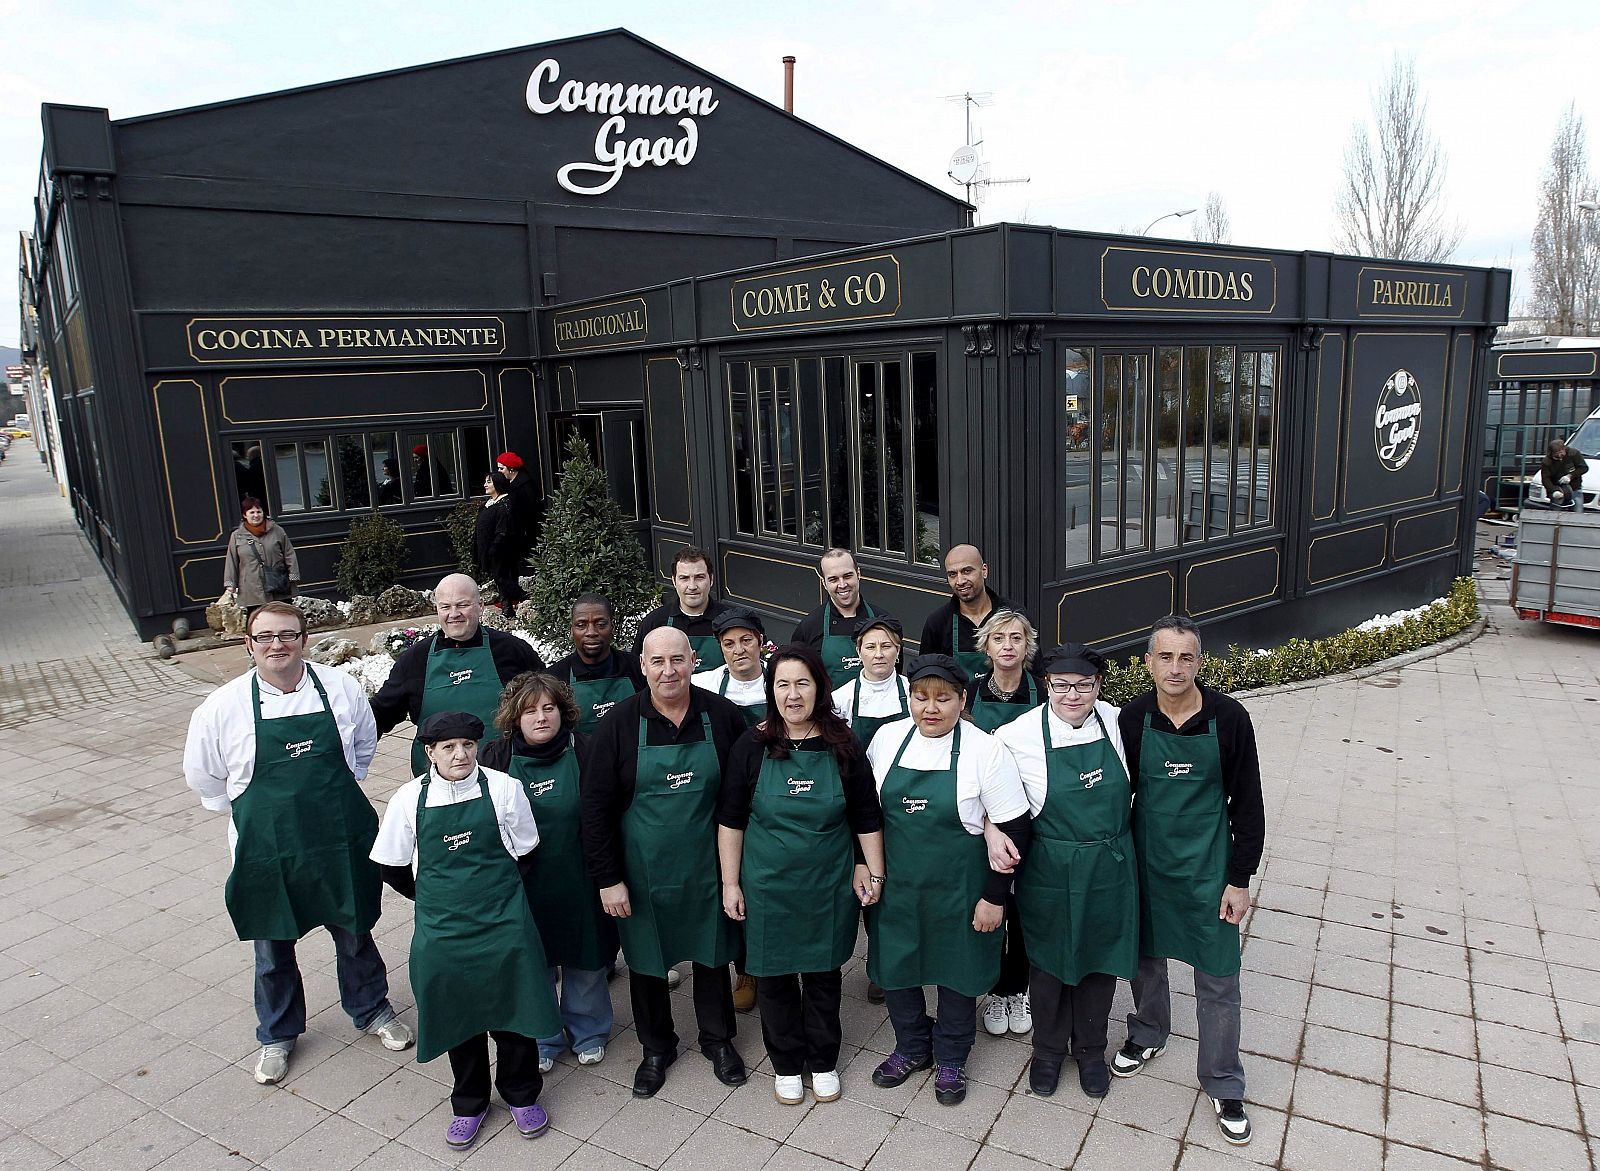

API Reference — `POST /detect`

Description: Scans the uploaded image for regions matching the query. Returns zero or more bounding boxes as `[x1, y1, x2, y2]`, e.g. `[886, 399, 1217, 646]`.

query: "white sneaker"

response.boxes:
[811, 1070, 841, 1102]
[666, 967, 683, 990]
[577, 1045, 605, 1065]
[774, 1074, 805, 1105]
[538, 1056, 555, 1073]
[254, 1044, 291, 1084]
[371, 1018, 415, 1052]
[982, 996, 1010, 1036]
[1007, 993, 1032, 1034]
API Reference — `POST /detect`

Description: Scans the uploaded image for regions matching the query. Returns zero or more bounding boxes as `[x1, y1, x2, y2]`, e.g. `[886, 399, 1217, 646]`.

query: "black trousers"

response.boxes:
[630, 963, 736, 1057]
[990, 894, 1030, 996]
[447, 1031, 543, 1115]
[1028, 965, 1116, 1062]
[756, 970, 843, 1076]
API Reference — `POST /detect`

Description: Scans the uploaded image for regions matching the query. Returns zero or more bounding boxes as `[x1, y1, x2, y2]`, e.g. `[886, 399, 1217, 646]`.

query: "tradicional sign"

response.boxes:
[550, 297, 651, 352]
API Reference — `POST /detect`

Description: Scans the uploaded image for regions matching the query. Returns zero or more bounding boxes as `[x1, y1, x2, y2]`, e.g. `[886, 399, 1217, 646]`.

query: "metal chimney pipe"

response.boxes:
[783, 56, 796, 113]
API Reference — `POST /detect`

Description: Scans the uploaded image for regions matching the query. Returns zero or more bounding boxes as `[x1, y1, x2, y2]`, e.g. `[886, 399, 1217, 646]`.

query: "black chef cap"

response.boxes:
[906, 653, 968, 688]
[853, 613, 904, 643]
[1039, 642, 1107, 677]
[712, 606, 765, 638]
[419, 711, 485, 744]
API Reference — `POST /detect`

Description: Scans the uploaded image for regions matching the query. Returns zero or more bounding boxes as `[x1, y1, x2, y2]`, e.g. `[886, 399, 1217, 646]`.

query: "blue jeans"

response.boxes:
[883, 985, 978, 1067]
[253, 927, 395, 1047]
[538, 966, 614, 1061]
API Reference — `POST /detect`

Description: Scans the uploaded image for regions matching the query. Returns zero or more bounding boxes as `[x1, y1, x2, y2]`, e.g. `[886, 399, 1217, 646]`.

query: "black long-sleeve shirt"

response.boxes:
[716, 732, 884, 836]
[369, 627, 546, 736]
[917, 587, 1029, 657]
[633, 595, 732, 651]
[547, 648, 647, 693]
[480, 726, 591, 773]
[791, 599, 889, 647]
[579, 687, 750, 887]
[1118, 684, 1265, 889]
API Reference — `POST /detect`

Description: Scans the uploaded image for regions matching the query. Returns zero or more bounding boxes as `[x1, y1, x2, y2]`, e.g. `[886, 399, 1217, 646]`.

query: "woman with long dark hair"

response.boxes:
[717, 645, 885, 1106]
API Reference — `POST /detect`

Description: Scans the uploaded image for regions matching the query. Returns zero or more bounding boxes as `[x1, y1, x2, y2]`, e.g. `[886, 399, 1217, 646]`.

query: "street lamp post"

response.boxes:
[1142, 207, 1198, 236]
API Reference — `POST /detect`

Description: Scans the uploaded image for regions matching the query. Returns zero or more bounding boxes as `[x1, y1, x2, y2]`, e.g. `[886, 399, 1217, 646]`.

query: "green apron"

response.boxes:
[1132, 714, 1240, 977]
[967, 673, 1039, 733]
[225, 671, 382, 941]
[568, 662, 636, 736]
[1015, 707, 1138, 985]
[411, 634, 503, 775]
[820, 602, 876, 687]
[409, 770, 562, 1061]
[951, 612, 989, 680]
[667, 613, 724, 670]
[742, 748, 857, 976]
[718, 670, 768, 729]
[849, 674, 908, 752]
[866, 726, 1000, 996]
[616, 711, 740, 977]
[508, 744, 617, 970]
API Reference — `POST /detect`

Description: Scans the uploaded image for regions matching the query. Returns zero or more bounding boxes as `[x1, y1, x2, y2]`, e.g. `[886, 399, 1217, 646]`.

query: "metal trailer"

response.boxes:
[1510, 509, 1600, 630]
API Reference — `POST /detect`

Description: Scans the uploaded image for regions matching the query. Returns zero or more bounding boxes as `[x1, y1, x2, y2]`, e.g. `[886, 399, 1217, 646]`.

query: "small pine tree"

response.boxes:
[445, 499, 481, 576]
[525, 434, 659, 646]
[335, 511, 408, 597]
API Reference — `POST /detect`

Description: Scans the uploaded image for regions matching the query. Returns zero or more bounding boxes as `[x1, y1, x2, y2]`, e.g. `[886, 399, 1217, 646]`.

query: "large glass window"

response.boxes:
[1063, 341, 1280, 567]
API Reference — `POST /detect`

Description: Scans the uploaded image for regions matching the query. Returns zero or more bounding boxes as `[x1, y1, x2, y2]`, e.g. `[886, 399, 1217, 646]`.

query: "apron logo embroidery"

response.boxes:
[901, 796, 929, 814]
[449, 669, 474, 686]
[528, 779, 556, 797]
[667, 770, 695, 789]
[839, 655, 862, 670]
[592, 700, 617, 719]
[443, 830, 473, 851]
[787, 777, 814, 796]
[1164, 760, 1193, 778]
[285, 738, 315, 758]
[1080, 768, 1103, 788]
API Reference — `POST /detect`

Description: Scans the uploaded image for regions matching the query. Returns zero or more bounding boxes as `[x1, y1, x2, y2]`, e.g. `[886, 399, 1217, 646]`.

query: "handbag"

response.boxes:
[265, 563, 291, 594]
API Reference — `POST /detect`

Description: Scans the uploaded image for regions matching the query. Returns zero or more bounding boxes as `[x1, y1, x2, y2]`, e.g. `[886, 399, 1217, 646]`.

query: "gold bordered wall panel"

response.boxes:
[1056, 569, 1176, 649]
[1311, 332, 1345, 521]
[496, 368, 541, 488]
[219, 368, 489, 425]
[721, 549, 817, 618]
[645, 357, 693, 527]
[1391, 506, 1459, 563]
[152, 379, 225, 545]
[1443, 334, 1474, 495]
[1183, 546, 1281, 619]
[1306, 523, 1387, 587]
[653, 531, 691, 580]
[1342, 332, 1448, 517]
[178, 554, 226, 603]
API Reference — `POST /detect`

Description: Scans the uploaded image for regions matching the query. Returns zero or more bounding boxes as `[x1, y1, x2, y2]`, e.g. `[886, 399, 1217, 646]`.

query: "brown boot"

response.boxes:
[733, 973, 757, 1012]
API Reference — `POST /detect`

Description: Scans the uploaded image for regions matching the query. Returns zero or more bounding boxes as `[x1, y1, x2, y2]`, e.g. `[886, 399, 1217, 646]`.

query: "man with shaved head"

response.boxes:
[371, 573, 547, 775]
[918, 545, 1029, 679]
[581, 626, 751, 1099]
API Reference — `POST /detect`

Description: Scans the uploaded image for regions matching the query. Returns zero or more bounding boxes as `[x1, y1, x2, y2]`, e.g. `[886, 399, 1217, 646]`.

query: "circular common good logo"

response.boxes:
[1373, 369, 1422, 471]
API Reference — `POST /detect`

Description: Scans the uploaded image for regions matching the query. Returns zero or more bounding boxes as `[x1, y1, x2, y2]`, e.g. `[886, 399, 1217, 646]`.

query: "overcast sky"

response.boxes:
[3, 0, 1595, 346]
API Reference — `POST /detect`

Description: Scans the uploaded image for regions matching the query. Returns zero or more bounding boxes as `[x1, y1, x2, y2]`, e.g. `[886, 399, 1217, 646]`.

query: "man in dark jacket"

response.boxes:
[1541, 438, 1590, 510]
[496, 450, 543, 558]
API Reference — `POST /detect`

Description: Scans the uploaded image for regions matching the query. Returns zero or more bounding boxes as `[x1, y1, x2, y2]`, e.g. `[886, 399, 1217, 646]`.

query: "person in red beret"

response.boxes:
[496, 451, 542, 571]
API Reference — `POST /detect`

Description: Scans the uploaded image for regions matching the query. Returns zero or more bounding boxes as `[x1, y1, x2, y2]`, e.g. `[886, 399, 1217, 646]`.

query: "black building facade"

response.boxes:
[29, 30, 969, 637]
[538, 228, 1510, 653]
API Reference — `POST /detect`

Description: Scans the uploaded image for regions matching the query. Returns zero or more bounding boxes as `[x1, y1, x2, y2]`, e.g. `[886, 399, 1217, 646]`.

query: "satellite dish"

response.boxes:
[948, 145, 979, 184]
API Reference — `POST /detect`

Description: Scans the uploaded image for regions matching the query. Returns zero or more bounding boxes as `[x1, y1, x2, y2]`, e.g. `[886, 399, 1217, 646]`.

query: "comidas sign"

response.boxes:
[525, 58, 718, 196]
[1374, 369, 1422, 471]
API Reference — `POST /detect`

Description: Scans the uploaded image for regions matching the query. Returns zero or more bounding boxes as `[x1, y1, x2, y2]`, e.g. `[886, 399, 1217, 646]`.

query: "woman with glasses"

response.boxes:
[991, 642, 1136, 1100]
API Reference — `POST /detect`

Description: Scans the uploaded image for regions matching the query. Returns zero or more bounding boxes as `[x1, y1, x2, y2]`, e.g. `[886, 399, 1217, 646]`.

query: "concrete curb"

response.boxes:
[1231, 611, 1488, 701]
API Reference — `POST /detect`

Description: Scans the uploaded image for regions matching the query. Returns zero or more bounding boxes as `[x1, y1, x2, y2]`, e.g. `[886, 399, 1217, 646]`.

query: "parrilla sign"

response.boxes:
[1357, 266, 1467, 318]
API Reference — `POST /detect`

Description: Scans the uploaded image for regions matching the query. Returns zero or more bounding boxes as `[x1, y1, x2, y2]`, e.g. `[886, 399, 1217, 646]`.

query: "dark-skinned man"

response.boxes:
[1114, 615, 1265, 1147]
[918, 544, 1027, 680]
[634, 547, 731, 670]
[371, 573, 545, 776]
[581, 627, 749, 1098]
[548, 593, 645, 736]
[792, 548, 893, 687]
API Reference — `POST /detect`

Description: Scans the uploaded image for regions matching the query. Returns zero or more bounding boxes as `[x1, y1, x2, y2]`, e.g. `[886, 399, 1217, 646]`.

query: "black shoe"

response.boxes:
[701, 1042, 747, 1086]
[1212, 1097, 1253, 1145]
[1078, 1058, 1110, 1098]
[867, 980, 885, 1005]
[632, 1051, 676, 1098]
[1028, 1057, 1062, 1096]
[871, 1051, 933, 1088]
[1110, 1039, 1164, 1077]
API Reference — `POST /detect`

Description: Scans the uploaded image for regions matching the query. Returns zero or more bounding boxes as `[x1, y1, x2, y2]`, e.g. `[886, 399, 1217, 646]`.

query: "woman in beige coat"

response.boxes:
[223, 496, 300, 614]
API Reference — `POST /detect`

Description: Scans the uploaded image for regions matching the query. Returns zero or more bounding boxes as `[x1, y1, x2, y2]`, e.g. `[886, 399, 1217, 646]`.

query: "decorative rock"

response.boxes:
[376, 585, 430, 619]
[307, 637, 360, 666]
[171, 617, 191, 640]
[205, 597, 250, 636]
[514, 600, 539, 628]
[346, 595, 379, 626]
[294, 595, 345, 630]
[478, 606, 513, 632]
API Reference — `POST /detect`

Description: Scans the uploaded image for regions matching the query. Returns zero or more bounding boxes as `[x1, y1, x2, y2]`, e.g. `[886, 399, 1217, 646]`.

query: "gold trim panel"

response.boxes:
[1391, 506, 1460, 563]
[1342, 332, 1446, 518]
[1307, 523, 1388, 585]
[1183, 546, 1281, 618]
[219, 369, 490, 426]
[1056, 569, 1175, 645]
[1311, 333, 1346, 522]
[646, 357, 693, 527]
[152, 379, 224, 546]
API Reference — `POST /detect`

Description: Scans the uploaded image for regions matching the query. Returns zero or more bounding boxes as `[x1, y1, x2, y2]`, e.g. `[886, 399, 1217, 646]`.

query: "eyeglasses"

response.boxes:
[1047, 679, 1098, 695]
[248, 631, 305, 646]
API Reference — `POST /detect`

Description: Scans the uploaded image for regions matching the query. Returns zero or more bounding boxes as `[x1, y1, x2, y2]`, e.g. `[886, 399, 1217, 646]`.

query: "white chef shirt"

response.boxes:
[993, 700, 1128, 817]
[370, 765, 539, 869]
[692, 665, 765, 708]
[183, 663, 378, 850]
[865, 717, 1028, 834]
[833, 672, 911, 725]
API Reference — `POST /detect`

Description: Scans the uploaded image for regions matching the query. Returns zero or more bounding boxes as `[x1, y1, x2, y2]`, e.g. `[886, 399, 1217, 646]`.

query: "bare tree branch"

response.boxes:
[1334, 56, 1463, 262]
[1529, 103, 1600, 335]
[1193, 191, 1232, 244]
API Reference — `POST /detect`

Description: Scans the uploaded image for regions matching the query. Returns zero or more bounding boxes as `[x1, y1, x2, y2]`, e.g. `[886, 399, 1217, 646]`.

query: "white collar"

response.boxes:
[255, 665, 311, 697]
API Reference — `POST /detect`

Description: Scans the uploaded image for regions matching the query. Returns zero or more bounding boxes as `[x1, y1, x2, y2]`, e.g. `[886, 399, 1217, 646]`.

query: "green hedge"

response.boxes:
[1100, 577, 1479, 704]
